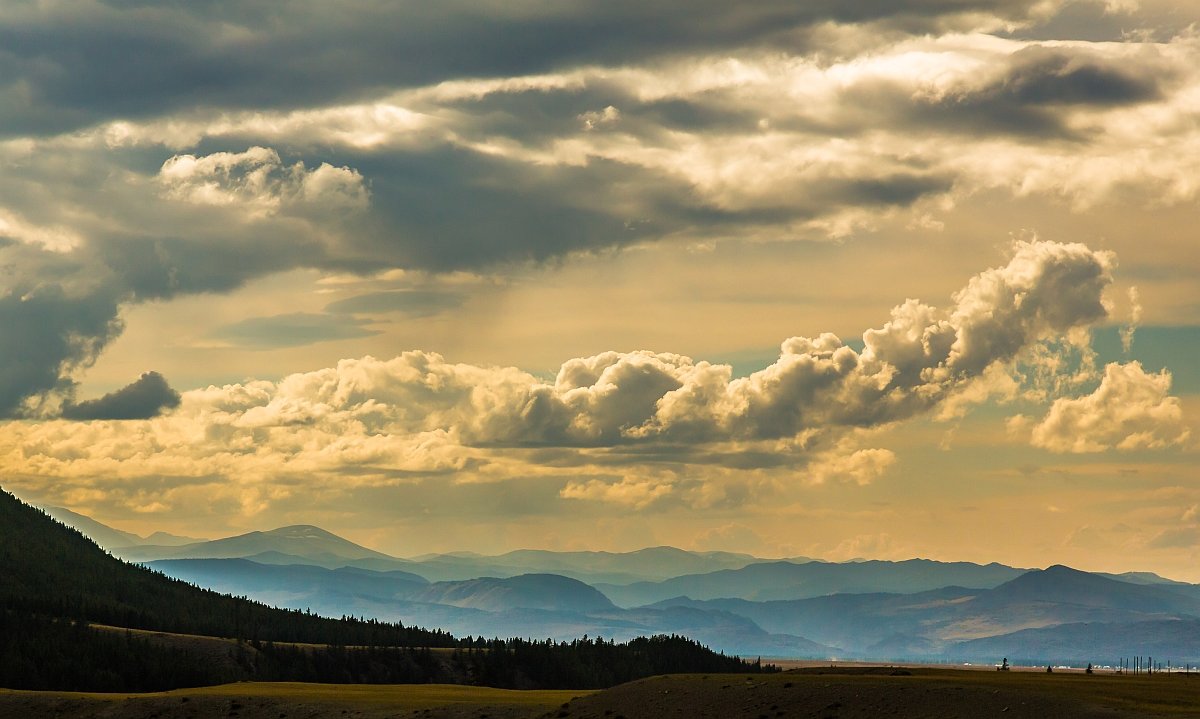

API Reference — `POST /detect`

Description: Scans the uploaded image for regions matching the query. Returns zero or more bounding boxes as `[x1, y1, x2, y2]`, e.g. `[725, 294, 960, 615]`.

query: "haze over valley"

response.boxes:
[36, 503, 1200, 667]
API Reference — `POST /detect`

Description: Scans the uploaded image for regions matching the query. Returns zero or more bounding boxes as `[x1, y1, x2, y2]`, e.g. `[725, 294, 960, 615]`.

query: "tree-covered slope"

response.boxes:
[0, 487, 450, 647]
[1, 488, 775, 692]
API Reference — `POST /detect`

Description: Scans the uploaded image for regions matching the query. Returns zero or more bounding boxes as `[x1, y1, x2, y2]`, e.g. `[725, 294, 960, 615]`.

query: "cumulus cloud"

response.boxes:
[0, 239, 1127, 508]
[1028, 361, 1189, 452]
[578, 105, 621, 131]
[1121, 285, 1142, 353]
[61, 371, 182, 421]
[806, 448, 898, 486]
[1, 0, 1197, 529]
[158, 147, 369, 214]
[4, 3, 1200, 424]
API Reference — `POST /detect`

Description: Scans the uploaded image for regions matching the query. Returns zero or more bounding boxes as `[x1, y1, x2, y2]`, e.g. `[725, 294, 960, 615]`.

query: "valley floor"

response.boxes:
[3, 667, 1199, 718]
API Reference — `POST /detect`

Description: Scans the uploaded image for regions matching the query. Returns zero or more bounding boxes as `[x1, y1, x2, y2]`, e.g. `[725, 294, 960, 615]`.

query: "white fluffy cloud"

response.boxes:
[806, 448, 898, 486]
[1028, 361, 1189, 452]
[0, 239, 1128, 514]
[158, 146, 369, 214]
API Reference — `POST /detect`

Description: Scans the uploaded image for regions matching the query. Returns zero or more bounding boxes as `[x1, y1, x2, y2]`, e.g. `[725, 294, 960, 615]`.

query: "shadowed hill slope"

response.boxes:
[0, 488, 450, 647]
[1, 488, 775, 692]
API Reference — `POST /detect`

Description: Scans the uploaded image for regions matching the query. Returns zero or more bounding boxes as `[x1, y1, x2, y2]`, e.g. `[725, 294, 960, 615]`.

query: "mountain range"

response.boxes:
[0, 487, 766, 693]
[39, 505, 201, 549]
[112, 526, 781, 584]
[43, 501, 1200, 664]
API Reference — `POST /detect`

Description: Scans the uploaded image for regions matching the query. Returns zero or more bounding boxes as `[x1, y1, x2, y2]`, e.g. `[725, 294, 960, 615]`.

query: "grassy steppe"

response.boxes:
[3, 667, 1199, 718]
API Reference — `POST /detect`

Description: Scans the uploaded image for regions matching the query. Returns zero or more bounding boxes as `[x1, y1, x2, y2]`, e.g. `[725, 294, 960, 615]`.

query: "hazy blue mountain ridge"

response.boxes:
[645, 567, 1200, 657]
[597, 558, 1030, 606]
[38, 505, 201, 550]
[37, 503, 1200, 663]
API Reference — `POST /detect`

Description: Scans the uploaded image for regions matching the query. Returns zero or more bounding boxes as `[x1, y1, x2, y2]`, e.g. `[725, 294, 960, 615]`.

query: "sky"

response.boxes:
[2, 0, 1199, 579]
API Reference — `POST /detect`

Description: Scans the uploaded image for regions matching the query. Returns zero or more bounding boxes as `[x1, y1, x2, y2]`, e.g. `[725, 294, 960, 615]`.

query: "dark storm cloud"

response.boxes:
[825, 45, 1167, 141]
[61, 371, 181, 420]
[212, 313, 381, 349]
[0, 285, 123, 417]
[0, 0, 1049, 137]
[432, 80, 765, 142]
[344, 146, 954, 271]
[345, 148, 685, 270]
[841, 174, 956, 207]
[916, 47, 1163, 139]
[978, 46, 1162, 107]
[98, 230, 330, 302]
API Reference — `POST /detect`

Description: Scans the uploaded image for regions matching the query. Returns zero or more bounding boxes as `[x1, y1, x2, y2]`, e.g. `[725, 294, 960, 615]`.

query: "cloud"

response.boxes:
[158, 147, 369, 214]
[0, 0, 1061, 138]
[1028, 361, 1189, 452]
[4, 8, 1199, 423]
[1146, 527, 1200, 550]
[61, 371, 182, 421]
[559, 475, 675, 510]
[691, 522, 764, 553]
[985, 45, 1163, 107]
[1121, 285, 1141, 353]
[211, 313, 381, 349]
[0, 239, 1128, 508]
[806, 448, 897, 486]
[578, 105, 621, 131]
[825, 532, 908, 562]
[325, 290, 465, 317]
[0, 284, 123, 418]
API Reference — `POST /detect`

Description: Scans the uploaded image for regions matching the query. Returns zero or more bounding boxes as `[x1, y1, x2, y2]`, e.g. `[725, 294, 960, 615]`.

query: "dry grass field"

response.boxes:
[0, 682, 593, 719]
[3, 667, 1199, 718]
[556, 667, 1200, 719]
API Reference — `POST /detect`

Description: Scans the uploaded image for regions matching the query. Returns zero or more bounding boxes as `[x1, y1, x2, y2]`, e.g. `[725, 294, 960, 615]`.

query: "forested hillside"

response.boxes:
[0, 488, 772, 691]
[0, 488, 451, 647]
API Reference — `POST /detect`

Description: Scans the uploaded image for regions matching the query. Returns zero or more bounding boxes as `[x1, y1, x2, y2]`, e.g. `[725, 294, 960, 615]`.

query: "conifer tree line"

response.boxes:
[0, 488, 774, 691]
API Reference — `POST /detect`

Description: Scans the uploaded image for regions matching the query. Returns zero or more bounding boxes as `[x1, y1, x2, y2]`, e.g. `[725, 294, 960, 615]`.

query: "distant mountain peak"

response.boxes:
[267, 525, 341, 539]
[1042, 563, 1079, 573]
